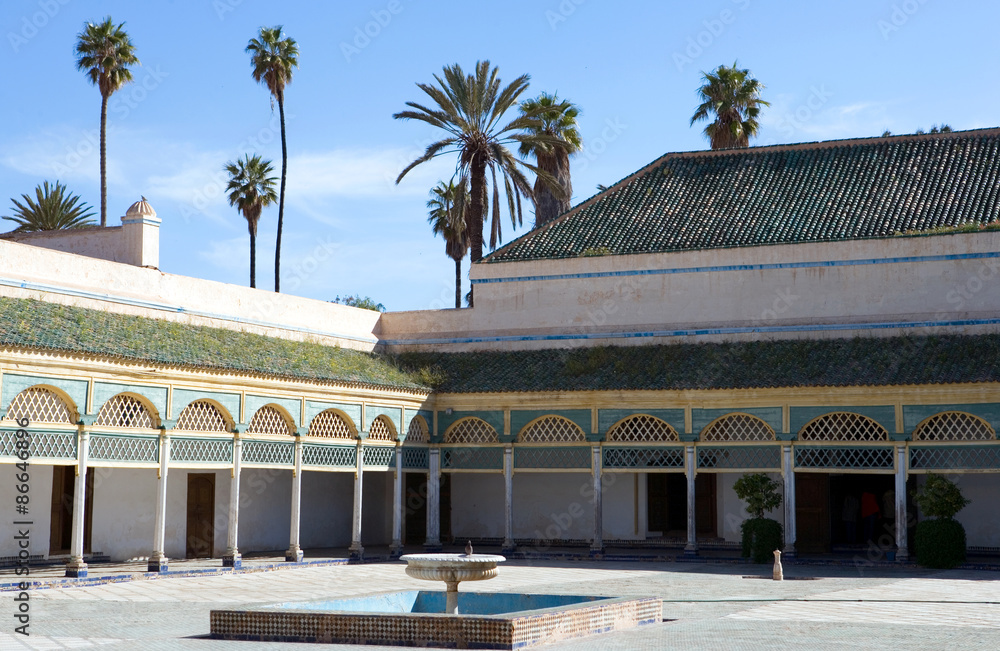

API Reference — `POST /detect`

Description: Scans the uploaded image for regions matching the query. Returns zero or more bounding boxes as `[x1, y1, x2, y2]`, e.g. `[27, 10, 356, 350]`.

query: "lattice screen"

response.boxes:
[308, 409, 356, 439]
[368, 416, 396, 441]
[302, 443, 356, 467]
[795, 446, 894, 469]
[174, 401, 230, 432]
[406, 416, 429, 443]
[94, 394, 155, 429]
[444, 418, 499, 444]
[798, 413, 888, 441]
[606, 415, 678, 442]
[912, 412, 996, 441]
[700, 413, 775, 441]
[4, 387, 74, 424]
[246, 405, 293, 436]
[603, 446, 684, 469]
[518, 416, 585, 443]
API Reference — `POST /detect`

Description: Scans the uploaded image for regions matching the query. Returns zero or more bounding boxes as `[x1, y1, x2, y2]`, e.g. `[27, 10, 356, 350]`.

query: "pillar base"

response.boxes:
[781, 547, 797, 560]
[349, 542, 364, 561]
[894, 549, 908, 563]
[65, 557, 88, 578]
[222, 552, 242, 569]
[423, 542, 442, 553]
[389, 543, 403, 558]
[147, 554, 169, 573]
[285, 546, 304, 563]
[589, 546, 604, 557]
[501, 542, 516, 554]
[683, 544, 699, 557]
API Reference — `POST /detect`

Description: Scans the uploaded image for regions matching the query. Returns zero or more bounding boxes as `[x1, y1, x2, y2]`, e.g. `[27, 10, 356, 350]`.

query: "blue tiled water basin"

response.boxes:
[211, 590, 662, 648]
[266, 591, 613, 615]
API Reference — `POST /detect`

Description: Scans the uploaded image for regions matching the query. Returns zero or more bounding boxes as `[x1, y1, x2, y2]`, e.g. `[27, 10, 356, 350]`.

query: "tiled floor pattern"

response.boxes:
[0, 561, 998, 649]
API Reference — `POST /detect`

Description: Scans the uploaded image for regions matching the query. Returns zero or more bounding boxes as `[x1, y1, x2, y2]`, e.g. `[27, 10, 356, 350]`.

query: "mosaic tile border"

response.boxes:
[210, 593, 661, 649]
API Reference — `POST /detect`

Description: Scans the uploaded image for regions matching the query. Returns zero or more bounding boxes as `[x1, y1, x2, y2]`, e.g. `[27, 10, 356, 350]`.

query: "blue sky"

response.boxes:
[2, 0, 997, 311]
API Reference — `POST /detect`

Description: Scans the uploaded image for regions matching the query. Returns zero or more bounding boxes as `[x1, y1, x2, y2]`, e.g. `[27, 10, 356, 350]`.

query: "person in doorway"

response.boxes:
[842, 494, 859, 544]
[861, 491, 880, 544]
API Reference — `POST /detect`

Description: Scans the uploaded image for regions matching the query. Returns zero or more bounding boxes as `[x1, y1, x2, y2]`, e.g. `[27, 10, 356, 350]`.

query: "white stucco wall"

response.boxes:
[919, 474, 1000, 549]
[602, 472, 639, 539]
[450, 473, 505, 539]
[0, 238, 381, 351]
[88, 466, 157, 561]
[361, 471, 392, 546]
[380, 232, 1000, 351]
[0, 464, 54, 560]
[238, 468, 292, 553]
[301, 471, 354, 548]
[512, 473, 593, 541]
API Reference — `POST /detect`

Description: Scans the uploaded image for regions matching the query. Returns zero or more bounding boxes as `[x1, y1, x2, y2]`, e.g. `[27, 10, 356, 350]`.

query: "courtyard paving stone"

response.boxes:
[0, 560, 998, 649]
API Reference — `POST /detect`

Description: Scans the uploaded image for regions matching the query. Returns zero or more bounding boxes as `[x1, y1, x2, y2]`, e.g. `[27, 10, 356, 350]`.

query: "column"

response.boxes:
[349, 441, 365, 559]
[684, 445, 697, 556]
[148, 431, 170, 572]
[782, 444, 797, 556]
[894, 445, 908, 561]
[223, 434, 242, 568]
[285, 435, 304, 562]
[390, 442, 403, 556]
[425, 447, 441, 551]
[65, 428, 90, 578]
[591, 445, 604, 554]
[502, 445, 514, 552]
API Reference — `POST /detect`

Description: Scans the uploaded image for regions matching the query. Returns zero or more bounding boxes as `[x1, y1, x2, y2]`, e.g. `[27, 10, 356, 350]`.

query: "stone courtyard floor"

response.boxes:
[1, 559, 999, 649]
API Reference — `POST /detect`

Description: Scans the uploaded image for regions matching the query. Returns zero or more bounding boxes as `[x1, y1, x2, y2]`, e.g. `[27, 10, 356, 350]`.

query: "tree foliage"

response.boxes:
[247, 25, 298, 293]
[394, 60, 567, 266]
[913, 473, 970, 519]
[75, 16, 139, 226]
[3, 181, 96, 232]
[224, 155, 278, 289]
[518, 92, 582, 228]
[733, 472, 782, 519]
[332, 295, 386, 312]
[690, 62, 769, 149]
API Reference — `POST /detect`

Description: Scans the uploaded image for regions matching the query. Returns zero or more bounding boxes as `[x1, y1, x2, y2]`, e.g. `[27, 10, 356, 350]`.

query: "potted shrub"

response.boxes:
[913, 474, 970, 569]
[734, 473, 784, 563]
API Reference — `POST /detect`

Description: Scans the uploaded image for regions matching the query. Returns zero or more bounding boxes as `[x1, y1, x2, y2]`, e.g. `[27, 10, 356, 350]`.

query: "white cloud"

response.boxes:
[759, 91, 896, 145]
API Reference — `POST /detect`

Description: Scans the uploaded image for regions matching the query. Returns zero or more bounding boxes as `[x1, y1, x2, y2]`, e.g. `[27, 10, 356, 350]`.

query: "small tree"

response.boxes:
[913, 474, 969, 568]
[332, 295, 385, 312]
[734, 473, 783, 563]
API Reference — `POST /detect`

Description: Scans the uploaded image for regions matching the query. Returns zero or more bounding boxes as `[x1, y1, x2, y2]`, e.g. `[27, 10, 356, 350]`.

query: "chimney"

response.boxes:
[121, 196, 161, 268]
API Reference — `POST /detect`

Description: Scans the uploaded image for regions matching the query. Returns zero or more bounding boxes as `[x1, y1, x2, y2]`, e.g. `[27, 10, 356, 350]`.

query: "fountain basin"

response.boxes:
[210, 590, 662, 648]
[400, 552, 505, 614]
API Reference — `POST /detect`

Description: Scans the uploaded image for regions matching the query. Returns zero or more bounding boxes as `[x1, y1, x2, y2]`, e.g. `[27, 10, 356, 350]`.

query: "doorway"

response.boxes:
[829, 474, 894, 548]
[49, 465, 94, 555]
[647, 473, 686, 537]
[185, 473, 215, 558]
[402, 472, 452, 545]
[795, 473, 830, 553]
[695, 473, 718, 538]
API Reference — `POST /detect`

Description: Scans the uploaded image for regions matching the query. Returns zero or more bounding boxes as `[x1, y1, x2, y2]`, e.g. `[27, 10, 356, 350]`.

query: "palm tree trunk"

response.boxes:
[275, 94, 287, 293]
[454, 257, 462, 308]
[469, 156, 486, 263]
[100, 94, 108, 227]
[250, 232, 257, 289]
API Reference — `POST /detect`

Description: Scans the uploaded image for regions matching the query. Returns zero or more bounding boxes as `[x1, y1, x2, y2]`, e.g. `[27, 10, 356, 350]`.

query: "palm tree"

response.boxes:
[3, 181, 96, 232]
[224, 154, 278, 289]
[518, 93, 582, 228]
[75, 16, 139, 227]
[427, 178, 470, 308]
[394, 61, 566, 266]
[690, 62, 769, 150]
[246, 26, 298, 293]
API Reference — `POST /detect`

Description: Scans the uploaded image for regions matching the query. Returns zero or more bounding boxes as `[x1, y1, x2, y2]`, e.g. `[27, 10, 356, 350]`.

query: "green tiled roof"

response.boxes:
[486, 128, 1000, 263]
[397, 335, 1000, 393]
[0, 297, 427, 391]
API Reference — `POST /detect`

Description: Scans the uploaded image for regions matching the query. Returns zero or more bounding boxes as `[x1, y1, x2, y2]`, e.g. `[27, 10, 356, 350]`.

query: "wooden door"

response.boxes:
[647, 473, 687, 537]
[186, 473, 215, 558]
[695, 473, 717, 537]
[49, 465, 93, 555]
[796, 473, 830, 553]
[403, 472, 427, 545]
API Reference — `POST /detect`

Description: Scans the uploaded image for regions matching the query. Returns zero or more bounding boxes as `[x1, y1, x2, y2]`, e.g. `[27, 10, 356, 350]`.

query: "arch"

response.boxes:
[94, 392, 159, 429]
[4, 385, 77, 424]
[308, 408, 357, 439]
[404, 415, 429, 443]
[913, 411, 996, 441]
[700, 413, 776, 442]
[444, 417, 499, 444]
[518, 415, 586, 443]
[246, 404, 295, 436]
[174, 399, 233, 433]
[798, 412, 888, 442]
[368, 414, 396, 441]
[606, 414, 679, 442]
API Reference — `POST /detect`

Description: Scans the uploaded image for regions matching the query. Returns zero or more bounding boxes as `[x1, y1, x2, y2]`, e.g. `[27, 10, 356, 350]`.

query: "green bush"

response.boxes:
[915, 518, 967, 569]
[733, 473, 782, 519]
[913, 474, 970, 518]
[741, 517, 783, 564]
